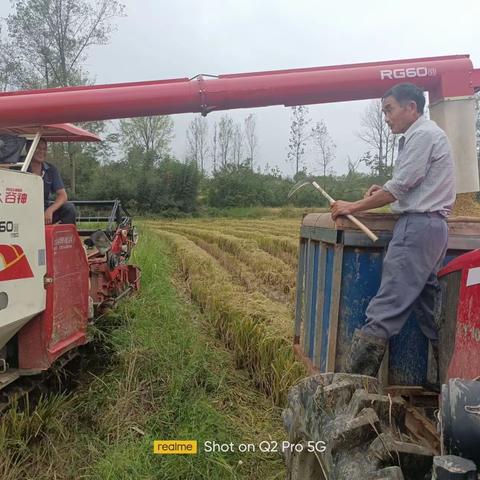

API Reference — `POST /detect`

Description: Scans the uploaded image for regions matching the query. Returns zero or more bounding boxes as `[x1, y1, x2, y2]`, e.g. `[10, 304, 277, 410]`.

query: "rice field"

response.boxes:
[1, 231, 290, 479]
[146, 216, 305, 404]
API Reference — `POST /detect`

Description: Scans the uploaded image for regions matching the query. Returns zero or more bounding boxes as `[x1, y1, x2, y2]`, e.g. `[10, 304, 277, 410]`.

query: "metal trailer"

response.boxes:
[285, 212, 480, 479]
[294, 212, 480, 386]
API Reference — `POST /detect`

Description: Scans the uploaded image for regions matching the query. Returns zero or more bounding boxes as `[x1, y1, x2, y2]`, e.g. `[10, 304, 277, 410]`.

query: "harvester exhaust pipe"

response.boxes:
[288, 179, 378, 242]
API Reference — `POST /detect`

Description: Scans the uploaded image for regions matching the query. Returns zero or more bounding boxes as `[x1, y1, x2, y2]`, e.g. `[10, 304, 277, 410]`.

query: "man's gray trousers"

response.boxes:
[362, 212, 448, 341]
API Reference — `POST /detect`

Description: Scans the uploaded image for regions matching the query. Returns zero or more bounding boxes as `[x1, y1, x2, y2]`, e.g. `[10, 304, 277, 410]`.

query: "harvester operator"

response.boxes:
[28, 139, 77, 225]
[330, 82, 456, 379]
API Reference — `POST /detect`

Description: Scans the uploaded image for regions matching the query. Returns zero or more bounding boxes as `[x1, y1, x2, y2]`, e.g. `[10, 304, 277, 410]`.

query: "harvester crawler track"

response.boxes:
[0, 348, 80, 414]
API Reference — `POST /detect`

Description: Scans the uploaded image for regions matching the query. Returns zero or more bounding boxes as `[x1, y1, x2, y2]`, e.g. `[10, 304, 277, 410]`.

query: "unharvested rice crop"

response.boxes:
[147, 217, 304, 404]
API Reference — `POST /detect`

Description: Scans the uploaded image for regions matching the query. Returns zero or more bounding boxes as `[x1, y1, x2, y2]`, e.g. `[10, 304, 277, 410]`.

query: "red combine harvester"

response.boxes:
[0, 123, 139, 401]
[1, 54, 480, 478]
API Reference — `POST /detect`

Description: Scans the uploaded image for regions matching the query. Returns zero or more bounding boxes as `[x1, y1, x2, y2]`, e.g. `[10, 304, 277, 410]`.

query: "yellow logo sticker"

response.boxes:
[153, 440, 198, 455]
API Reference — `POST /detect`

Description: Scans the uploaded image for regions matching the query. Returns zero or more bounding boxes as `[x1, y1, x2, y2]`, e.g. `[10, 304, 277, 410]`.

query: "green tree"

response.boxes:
[156, 158, 200, 214]
[231, 123, 244, 166]
[358, 100, 397, 176]
[244, 113, 258, 169]
[186, 115, 209, 175]
[217, 114, 235, 167]
[120, 116, 174, 165]
[6, 0, 125, 88]
[0, 25, 22, 90]
[84, 160, 135, 206]
[207, 164, 264, 208]
[4, 0, 124, 196]
[207, 164, 293, 208]
[53, 121, 116, 198]
[287, 105, 311, 175]
[311, 120, 336, 183]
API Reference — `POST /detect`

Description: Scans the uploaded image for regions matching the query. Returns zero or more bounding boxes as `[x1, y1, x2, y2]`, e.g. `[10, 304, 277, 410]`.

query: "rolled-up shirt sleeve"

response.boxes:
[383, 131, 434, 200]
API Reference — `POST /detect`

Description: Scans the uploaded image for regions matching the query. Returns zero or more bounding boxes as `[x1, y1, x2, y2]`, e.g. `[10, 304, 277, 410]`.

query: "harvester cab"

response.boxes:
[0, 123, 100, 357]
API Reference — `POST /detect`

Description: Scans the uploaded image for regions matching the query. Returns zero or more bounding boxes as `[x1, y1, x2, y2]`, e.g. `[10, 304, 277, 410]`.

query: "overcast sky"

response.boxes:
[1, 0, 480, 175]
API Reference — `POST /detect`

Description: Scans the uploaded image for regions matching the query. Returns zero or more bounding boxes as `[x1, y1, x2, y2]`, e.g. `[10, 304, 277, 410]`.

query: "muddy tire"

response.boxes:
[283, 373, 434, 480]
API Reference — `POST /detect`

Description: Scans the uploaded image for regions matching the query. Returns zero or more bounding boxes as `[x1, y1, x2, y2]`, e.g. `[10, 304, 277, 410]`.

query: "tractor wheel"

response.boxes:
[283, 373, 434, 480]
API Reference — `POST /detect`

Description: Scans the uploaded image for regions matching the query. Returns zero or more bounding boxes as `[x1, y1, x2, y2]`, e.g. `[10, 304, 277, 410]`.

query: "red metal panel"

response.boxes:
[439, 250, 480, 380]
[472, 69, 480, 91]
[0, 55, 474, 128]
[17, 225, 89, 370]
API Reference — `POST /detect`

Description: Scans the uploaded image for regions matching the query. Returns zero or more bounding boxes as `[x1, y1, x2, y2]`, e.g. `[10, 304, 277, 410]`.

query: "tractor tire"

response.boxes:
[283, 373, 434, 480]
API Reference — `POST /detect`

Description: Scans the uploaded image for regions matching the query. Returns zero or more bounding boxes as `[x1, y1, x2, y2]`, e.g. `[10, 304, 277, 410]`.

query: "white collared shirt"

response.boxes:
[383, 115, 456, 216]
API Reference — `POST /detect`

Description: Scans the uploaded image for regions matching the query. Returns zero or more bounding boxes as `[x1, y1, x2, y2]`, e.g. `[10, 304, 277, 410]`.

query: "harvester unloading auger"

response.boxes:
[1, 55, 480, 479]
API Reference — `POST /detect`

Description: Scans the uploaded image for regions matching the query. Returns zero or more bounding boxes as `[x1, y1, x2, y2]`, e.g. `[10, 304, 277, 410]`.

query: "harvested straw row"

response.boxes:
[208, 228, 298, 267]
[241, 220, 300, 234]
[150, 221, 299, 267]
[164, 229, 294, 305]
[155, 224, 296, 294]
[240, 233, 298, 267]
[154, 229, 304, 404]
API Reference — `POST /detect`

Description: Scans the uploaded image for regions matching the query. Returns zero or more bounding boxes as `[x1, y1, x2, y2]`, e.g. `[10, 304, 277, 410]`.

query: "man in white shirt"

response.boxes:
[331, 83, 456, 378]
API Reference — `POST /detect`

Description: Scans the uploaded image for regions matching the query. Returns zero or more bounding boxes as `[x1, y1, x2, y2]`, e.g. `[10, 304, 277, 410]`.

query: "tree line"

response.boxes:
[61, 102, 398, 215]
